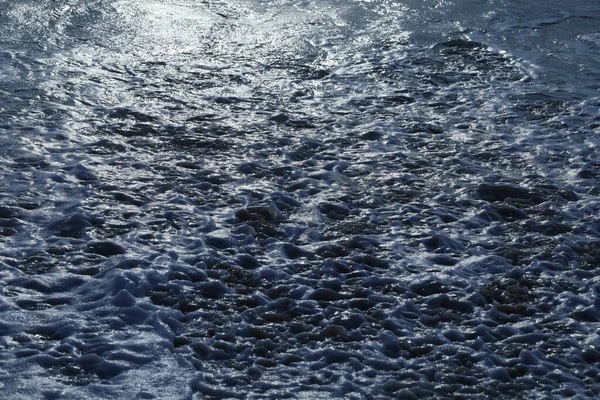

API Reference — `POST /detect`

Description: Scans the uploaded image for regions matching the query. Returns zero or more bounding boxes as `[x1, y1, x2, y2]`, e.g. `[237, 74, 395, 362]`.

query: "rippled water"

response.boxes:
[1, 0, 600, 398]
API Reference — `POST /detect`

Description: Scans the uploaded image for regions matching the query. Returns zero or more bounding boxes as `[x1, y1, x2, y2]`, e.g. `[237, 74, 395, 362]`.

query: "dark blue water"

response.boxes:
[1, 1, 599, 398]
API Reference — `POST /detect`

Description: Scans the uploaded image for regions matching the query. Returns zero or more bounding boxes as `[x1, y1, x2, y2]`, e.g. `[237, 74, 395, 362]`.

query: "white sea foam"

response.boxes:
[0, 0, 599, 398]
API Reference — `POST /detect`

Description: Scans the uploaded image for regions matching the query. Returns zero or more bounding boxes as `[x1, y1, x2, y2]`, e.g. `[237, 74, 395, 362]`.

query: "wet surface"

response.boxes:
[1, 0, 600, 398]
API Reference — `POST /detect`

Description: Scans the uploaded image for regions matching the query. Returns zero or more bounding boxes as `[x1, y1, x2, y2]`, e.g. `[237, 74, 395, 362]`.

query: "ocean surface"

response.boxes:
[1, 0, 599, 398]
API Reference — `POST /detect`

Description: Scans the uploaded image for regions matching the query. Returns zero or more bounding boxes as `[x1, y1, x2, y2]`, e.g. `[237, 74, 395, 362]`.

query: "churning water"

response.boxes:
[1, 0, 600, 398]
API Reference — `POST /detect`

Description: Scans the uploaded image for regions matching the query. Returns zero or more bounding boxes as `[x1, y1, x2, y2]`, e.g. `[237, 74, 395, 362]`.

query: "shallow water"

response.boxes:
[1, 0, 600, 398]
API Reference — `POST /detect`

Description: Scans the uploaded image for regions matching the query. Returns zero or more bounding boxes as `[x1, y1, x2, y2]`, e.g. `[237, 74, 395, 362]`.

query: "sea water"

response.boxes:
[0, 0, 599, 398]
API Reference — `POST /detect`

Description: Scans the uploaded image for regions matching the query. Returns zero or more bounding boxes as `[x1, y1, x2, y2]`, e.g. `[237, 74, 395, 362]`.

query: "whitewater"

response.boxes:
[1, 0, 599, 398]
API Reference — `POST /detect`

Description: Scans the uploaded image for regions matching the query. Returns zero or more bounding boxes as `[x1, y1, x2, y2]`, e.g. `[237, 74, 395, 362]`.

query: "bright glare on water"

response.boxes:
[0, 0, 599, 398]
